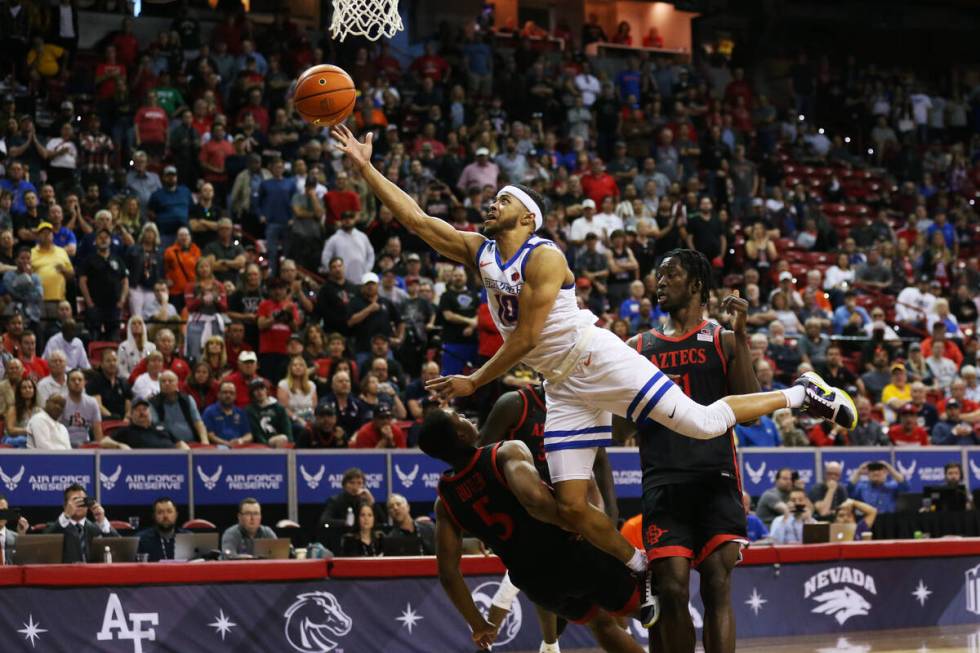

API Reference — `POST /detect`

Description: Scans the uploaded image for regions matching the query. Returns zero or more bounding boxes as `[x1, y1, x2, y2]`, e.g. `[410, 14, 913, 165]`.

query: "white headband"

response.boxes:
[497, 185, 543, 231]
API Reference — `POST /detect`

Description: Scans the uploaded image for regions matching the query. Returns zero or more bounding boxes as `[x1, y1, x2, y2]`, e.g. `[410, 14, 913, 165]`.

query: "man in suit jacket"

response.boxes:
[0, 494, 30, 564]
[44, 483, 119, 563]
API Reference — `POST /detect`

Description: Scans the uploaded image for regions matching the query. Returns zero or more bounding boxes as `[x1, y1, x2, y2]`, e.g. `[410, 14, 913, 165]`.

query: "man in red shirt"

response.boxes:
[111, 17, 139, 68]
[134, 91, 169, 160]
[580, 158, 619, 205]
[18, 331, 49, 380]
[222, 350, 267, 407]
[199, 123, 236, 198]
[324, 171, 361, 225]
[888, 403, 930, 446]
[350, 405, 407, 448]
[921, 323, 964, 369]
[94, 45, 125, 101]
[127, 328, 190, 385]
[410, 42, 449, 83]
[257, 277, 299, 383]
[236, 89, 270, 135]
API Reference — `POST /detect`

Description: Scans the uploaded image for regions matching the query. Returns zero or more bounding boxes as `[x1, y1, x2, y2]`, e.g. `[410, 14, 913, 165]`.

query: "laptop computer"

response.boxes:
[252, 538, 291, 559]
[174, 533, 220, 561]
[802, 523, 830, 544]
[381, 534, 424, 557]
[91, 537, 139, 563]
[830, 523, 857, 542]
[922, 485, 968, 512]
[10, 534, 64, 564]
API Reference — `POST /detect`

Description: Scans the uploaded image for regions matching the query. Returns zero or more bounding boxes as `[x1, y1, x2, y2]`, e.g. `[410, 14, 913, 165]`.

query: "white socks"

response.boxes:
[627, 547, 648, 574]
[781, 385, 805, 408]
[540, 641, 561, 653]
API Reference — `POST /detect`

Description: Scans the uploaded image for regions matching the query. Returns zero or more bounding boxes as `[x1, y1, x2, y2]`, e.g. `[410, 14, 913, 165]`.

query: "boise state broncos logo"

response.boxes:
[471, 581, 522, 645]
[283, 591, 353, 652]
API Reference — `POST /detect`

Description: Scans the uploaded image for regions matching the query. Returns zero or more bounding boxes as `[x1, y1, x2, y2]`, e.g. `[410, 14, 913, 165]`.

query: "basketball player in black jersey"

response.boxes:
[479, 385, 622, 653]
[422, 409, 648, 652]
[622, 249, 756, 653]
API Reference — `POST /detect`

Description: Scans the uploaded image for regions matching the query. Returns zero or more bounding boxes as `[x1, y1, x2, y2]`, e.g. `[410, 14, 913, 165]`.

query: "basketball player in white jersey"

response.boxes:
[331, 124, 856, 577]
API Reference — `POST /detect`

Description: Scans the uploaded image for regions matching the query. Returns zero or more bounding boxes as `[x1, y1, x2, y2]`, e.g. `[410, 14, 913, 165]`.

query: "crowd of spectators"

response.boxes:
[0, 3, 977, 460]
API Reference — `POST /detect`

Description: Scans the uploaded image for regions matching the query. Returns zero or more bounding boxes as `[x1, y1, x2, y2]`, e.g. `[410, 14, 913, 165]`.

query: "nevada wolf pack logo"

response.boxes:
[395, 464, 419, 489]
[804, 567, 877, 625]
[301, 465, 325, 490]
[101, 465, 123, 491]
[283, 591, 352, 653]
[0, 465, 24, 491]
[197, 465, 223, 491]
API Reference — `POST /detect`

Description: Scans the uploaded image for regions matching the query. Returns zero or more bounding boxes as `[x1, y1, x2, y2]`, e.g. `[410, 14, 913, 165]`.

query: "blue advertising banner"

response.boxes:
[0, 452, 94, 506]
[820, 449, 891, 482]
[608, 449, 642, 499]
[389, 452, 446, 503]
[968, 448, 980, 492]
[741, 449, 817, 496]
[295, 452, 387, 504]
[893, 449, 963, 492]
[3, 556, 980, 651]
[99, 453, 189, 506]
[192, 453, 288, 505]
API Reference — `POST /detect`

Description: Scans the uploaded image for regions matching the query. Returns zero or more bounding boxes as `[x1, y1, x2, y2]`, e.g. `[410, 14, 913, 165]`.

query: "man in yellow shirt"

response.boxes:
[30, 222, 73, 319]
[881, 362, 912, 422]
[26, 37, 66, 79]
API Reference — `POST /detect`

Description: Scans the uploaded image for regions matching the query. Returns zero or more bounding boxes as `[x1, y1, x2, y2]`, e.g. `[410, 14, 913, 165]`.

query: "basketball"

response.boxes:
[292, 64, 357, 126]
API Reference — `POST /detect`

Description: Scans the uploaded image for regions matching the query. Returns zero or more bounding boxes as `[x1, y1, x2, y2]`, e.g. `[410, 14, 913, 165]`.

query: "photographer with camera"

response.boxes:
[0, 494, 30, 564]
[768, 488, 816, 544]
[44, 483, 119, 563]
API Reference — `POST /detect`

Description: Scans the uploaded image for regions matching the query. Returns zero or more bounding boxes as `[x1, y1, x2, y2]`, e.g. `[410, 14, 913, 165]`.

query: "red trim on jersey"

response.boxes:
[649, 320, 708, 343]
[436, 487, 465, 532]
[442, 448, 482, 482]
[692, 534, 746, 569]
[713, 324, 728, 376]
[528, 386, 546, 411]
[490, 441, 509, 489]
[610, 586, 641, 617]
[635, 333, 644, 353]
[646, 545, 695, 561]
[571, 604, 601, 625]
[508, 391, 530, 441]
[730, 430, 743, 494]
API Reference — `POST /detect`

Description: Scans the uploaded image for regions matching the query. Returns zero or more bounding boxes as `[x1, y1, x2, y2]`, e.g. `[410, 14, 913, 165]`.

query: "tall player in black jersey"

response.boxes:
[422, 409, 647, 652]
[479, 385, 622, 653]
[623, 250, 756, 653]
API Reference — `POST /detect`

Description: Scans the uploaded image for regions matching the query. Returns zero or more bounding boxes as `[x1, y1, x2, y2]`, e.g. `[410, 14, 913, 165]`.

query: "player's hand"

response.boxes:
[721, 289, 749, 335]
[331, 123, 373, 170]
[470, 617, 497, 649]
[426, 374, 476, 400]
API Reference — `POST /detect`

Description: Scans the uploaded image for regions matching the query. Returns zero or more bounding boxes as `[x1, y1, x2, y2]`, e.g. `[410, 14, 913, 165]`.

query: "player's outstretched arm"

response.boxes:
[478, 391, 524, 445]
[497, 440, 567, 529]
[427, 247, 565, 400]
[332, 124, 484, 266]
[435, 499, 496, 649]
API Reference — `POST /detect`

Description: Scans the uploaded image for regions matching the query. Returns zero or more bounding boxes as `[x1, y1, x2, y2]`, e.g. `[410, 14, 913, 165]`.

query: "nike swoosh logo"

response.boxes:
[668, 406, 676, 419]
[480, 261, 493, 268]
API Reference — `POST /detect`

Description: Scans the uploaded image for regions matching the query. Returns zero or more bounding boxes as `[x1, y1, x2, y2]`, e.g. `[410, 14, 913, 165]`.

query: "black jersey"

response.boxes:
[508, 387, 548, 483]
[437, 443, 573, 576]
[635, 320, 740, 489]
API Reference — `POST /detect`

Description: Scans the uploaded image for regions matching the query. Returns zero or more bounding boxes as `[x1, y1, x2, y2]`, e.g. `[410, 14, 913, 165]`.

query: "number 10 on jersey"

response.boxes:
[496, 293, 518, 325]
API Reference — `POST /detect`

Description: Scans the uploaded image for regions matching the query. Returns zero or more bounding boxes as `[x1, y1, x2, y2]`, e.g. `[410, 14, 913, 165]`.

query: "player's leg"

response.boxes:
[553, 476, 636, 566]
[588, 610, 646, 653]
[697, 543, 741, 653]
[534, 606, 562, 653]
[489, 573, 562, 653]
[644, 483, 696, 653]
[649, 558, 694, 653]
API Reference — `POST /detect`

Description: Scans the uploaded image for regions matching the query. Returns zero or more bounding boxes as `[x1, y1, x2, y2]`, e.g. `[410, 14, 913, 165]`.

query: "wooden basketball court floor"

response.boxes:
[515, 625, 980, 652]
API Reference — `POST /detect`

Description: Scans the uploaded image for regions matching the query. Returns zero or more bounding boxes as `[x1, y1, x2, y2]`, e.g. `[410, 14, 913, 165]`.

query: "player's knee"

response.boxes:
[700, 568, 732, 604]
[656, 572, 690, 605]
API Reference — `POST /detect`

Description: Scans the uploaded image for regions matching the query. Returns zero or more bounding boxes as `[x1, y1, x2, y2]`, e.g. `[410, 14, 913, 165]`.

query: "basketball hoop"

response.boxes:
[330, 0, 403, 42]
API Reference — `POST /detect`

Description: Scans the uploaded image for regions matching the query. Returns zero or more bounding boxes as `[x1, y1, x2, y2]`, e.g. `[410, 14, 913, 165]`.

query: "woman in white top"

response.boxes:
[277, 356, 316, 425]
[927, 298, 965, 340]
[132, 351, 164, 400]
[117, 315, 156, 378]
[823, 253, 855, 294]
[41, 122, 78, 191]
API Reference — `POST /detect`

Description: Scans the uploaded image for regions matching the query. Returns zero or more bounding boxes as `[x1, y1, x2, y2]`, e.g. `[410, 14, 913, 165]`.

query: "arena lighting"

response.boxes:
[798, 114, 805, 121]
[844, 136, 851, 143]
[818, 128, 825, 134]
[867, 148, 874, 155]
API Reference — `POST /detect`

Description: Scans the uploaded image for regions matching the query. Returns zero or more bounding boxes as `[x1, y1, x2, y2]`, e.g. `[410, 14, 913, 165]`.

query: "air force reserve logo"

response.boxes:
[471, 581, 522, 645]
[395, 464, 419, 488]
[283, 591, 352, 653]
[966, 563, 980, 616]
[745, 461, 766, 485]
[804, 567, 876, 625]
[969, 459, 980, 482]
[100, 465, 123, 491]
[301, 465, 325, 490]
[0, 464, 24, 491]
[197, 465, 223, 491]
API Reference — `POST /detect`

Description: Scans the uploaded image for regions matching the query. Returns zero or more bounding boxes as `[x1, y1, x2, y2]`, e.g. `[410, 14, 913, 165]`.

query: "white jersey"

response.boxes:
[476, 236, 597, 375]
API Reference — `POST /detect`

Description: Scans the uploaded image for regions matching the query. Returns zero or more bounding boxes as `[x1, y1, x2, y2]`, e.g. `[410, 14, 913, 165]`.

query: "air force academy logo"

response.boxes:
[283, 592, 352, 653]
[395, 464, 419, 488]
[0, 465, 25, 491]
[805, 567, 876, 625]
[197, 465, 223, 490]
[101, 465, 123, 490]
[301, 465, 325, 490]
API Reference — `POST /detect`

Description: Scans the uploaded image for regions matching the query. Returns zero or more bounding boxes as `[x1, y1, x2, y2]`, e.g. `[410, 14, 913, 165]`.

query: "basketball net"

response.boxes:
[330, 0, 403, 42]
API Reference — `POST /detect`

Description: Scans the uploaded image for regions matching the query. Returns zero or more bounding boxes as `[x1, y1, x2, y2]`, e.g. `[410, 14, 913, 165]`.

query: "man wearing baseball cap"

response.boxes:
[224, 350, 269, 408]
[888, 402, 929, 446]
[203, 217, 247, 284]
[148, 164, 192, 248]
[30, 220, 74, 316]
[348, 270, 403, 353]
[456, 146, 499, 193]
[349, 405, 407, 448]
[256, 277, 299, 382]
[101, 398, 189, 450]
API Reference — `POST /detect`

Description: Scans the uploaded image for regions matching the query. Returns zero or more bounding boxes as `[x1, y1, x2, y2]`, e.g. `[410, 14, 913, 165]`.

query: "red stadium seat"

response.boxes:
[80, 441, 101, 449]
[188, 442, 215, 448]
[102, 420, 127, 437]
[821, 203, 848, 216]
[110, 520, 133, 532]
[87, 341, 119, 367]
[182, 519, 217, 531]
